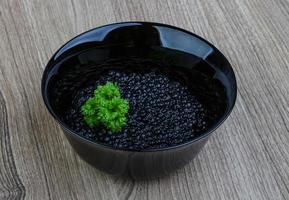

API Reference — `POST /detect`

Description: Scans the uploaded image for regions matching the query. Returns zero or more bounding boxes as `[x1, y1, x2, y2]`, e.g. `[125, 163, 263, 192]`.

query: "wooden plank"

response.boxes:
[0, 0, 288, 199]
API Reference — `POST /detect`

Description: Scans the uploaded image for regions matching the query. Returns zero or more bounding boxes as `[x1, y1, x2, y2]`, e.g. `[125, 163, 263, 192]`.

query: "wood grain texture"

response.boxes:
[0, 0, 288, 199]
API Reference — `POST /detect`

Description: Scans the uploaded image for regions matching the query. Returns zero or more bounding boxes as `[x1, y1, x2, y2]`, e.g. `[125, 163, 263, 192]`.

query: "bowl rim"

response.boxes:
[41, 21, 237, 152]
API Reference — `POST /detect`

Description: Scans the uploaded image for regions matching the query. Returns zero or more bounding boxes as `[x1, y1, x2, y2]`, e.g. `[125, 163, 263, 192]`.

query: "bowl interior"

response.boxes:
[42, 22, 237, 150]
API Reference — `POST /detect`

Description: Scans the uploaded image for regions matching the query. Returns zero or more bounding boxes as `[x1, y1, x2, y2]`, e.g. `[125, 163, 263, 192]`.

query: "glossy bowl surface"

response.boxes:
[42, 22, 237, 178]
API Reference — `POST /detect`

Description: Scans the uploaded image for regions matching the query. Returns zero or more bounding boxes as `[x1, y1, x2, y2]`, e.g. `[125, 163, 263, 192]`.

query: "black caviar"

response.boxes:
[63, 70, 212, 150]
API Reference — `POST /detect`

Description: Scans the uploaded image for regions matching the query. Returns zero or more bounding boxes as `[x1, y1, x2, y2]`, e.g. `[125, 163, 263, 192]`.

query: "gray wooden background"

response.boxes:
[0, 0, 289, 199]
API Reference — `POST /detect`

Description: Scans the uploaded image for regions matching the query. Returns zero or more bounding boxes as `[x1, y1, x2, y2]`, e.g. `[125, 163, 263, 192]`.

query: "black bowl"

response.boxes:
[41, 22, 237, 179]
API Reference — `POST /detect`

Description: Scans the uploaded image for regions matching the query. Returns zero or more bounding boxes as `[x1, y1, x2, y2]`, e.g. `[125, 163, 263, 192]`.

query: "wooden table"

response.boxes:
[1, 0, 289, 199]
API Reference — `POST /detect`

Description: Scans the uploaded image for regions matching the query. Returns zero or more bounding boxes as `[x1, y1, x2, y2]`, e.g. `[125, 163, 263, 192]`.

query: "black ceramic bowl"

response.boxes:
[42, 22, 237, 179]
